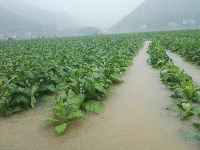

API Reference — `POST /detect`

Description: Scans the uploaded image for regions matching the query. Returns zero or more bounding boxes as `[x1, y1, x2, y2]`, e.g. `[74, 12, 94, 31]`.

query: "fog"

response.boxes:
[20, 0, 145, 29]
[1, 0, 198, 37]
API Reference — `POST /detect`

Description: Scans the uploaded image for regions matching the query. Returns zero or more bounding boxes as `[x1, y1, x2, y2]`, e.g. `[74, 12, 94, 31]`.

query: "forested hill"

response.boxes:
[0, 5, 100, 37]
[109, 0, 200, 33]
[0, 6, 44, 34]
[0, 0, 82, 30]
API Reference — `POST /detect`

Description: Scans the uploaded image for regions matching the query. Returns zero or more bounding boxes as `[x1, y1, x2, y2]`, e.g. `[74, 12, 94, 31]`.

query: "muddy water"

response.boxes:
[0, 42, 197, 150]
[167, 51, 200, 85]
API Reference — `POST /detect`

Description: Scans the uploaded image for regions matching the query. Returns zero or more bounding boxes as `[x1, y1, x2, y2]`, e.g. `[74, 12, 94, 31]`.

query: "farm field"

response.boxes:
[0, 30, 200, 149]
[147, 38, 200, 145]
[151, 30, 200, 66]
[167, 51, 200, 85]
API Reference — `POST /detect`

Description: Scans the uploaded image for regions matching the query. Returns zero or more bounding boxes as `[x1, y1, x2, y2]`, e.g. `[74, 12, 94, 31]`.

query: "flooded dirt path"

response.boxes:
[0, 42, 197, 150]
[167, 51, 200, 85]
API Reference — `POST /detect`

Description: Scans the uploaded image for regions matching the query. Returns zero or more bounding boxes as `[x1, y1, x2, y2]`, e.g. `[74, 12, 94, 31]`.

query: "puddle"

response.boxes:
[0, 42, 197, 150]
[167, 51, 200, 85]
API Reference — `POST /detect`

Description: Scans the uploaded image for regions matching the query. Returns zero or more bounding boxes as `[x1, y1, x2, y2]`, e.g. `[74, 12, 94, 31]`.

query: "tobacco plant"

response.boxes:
[147, 40, 200, 140]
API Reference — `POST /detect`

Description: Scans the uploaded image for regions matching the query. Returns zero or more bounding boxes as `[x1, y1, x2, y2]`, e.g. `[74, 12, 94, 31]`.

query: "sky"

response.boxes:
[20, 0, 145, 29]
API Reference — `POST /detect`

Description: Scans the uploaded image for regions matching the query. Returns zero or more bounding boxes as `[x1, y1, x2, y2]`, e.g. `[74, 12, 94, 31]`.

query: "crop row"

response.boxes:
[147, 40, 200, 140]
[148, 30, 200, 66]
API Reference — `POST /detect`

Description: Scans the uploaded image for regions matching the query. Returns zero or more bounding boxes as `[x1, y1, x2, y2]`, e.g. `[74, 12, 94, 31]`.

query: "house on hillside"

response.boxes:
[6, 33, 17, 39]
[168, 22, 178, 28]
[16, 31, 32, 39]
[139, 24, 147, 30]
[183, 19, 196, 25]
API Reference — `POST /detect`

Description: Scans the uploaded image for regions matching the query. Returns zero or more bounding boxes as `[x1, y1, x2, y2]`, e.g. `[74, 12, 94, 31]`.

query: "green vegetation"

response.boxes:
[0, 34, 143, 134]
[1, 29, 200, 138]
[147, 40, 172, 68]
[147, 40, 200, 140]
[155, 30, 200, 66]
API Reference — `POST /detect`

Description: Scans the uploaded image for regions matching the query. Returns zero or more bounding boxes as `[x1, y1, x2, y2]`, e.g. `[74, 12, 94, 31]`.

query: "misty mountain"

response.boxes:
[0, 0, 82, 30]
[0, 6, 44, 34]
[109, 0, 200, 33]
[0, 5, 101, 38]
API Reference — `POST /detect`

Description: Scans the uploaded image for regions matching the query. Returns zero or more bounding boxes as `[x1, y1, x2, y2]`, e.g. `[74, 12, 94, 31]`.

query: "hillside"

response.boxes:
[0, 0, 82, 30]
[0, 6, 101, 38]
[0, 6, 44, 34]
[109, 0, 200, 33]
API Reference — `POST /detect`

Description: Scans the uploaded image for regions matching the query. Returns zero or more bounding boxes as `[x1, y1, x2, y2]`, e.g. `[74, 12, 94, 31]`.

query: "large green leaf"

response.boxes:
[181, 103, 191, 111]
[55, 123, 67, 135]
[24, 71, 35, 79]
[95, 84, 107, 95]
[66, 110, 84, 120]
[30, 84, 39, 107]
[31, 84, 40, 95]
[66, 93, 85, 106]
[6, 83, 18, 93]
[109, 73, 122, 83]
[56, 83, 69, 95]
[180, 111, 194, 120]
[82, 100, 102, 113]
[7, 106, 22, 115]
[84, 81, 95, 96]
[49, 107, 63, 116]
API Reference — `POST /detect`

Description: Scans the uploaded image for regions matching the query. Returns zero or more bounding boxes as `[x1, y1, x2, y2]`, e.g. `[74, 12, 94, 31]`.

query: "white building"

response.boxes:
[16, 31, 32, 39]
[22, 31, 32, 38]
[183, 19, 196, 25]
[7, 33, 17, 39]
[139, 24, 147, 30]
[168, 22, 178, 28]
